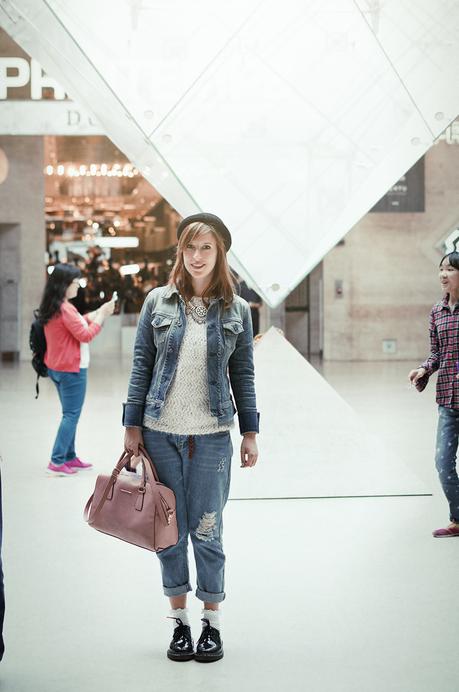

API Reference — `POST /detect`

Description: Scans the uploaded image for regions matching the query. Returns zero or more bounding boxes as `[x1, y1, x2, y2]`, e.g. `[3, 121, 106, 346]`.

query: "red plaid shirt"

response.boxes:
[422, 295, 459, 408]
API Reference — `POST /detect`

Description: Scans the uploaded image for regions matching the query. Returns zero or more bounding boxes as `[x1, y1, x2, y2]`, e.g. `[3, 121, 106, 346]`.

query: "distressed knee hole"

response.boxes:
[218, 457, 226, 472]
[195, 511, 217, 542]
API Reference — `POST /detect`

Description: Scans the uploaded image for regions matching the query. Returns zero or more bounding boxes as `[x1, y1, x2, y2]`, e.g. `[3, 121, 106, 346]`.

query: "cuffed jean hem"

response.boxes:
[162, 582, 192, 597]
[196, 588, 225, 603]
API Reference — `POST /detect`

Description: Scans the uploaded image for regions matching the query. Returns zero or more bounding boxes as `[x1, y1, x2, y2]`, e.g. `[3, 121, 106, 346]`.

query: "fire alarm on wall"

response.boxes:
[382, 339, 397, 354]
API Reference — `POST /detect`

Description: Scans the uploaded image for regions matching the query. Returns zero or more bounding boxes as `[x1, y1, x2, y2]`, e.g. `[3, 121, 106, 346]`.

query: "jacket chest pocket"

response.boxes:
[151, 314, 174, 346]
[222, 319, 244, 352]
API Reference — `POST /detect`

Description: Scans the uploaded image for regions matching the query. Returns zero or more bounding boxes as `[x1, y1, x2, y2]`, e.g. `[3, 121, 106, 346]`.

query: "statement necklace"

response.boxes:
[185, 296, 208, 324]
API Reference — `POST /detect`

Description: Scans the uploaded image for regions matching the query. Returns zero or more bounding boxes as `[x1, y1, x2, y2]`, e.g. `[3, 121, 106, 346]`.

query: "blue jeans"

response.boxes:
[48, 368, 87, 465]
[435, 406, 459, 522]
[142, 429, 232, 603]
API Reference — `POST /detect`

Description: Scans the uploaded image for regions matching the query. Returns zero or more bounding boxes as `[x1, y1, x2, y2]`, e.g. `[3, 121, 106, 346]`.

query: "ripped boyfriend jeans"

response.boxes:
[142, 429, 232, 603]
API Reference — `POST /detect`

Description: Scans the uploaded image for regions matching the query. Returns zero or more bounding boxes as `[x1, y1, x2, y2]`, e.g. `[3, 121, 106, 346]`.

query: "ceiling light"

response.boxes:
[97, 237, 139, 248]
[120, 263, 140, 275]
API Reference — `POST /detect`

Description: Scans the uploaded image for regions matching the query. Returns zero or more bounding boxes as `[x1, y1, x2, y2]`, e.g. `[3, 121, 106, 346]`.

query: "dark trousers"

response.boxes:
[0, 468, 5, 660]
[250, 307, 260, 336]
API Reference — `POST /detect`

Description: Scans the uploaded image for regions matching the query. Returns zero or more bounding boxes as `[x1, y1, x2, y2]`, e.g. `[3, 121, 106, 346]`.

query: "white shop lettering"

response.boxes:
[0, 57, 67, 100]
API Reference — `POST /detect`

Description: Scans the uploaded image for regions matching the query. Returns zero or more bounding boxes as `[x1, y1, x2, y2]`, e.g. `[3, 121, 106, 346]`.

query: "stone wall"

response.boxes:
[0, 136, 45, 359]
[323, 141, 459, 361]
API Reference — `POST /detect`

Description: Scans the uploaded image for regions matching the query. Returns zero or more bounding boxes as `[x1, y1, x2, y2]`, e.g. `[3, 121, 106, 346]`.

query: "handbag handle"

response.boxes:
[137, 444, 161, 482]
[84, 449, 150, 523]
[84, 447, 171, 526]
[135, 447, 175, 524]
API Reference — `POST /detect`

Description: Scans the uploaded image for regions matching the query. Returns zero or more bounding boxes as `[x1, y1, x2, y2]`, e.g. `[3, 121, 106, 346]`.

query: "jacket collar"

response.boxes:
[163, 283, 223, 304]
[163, 284, 179, 299]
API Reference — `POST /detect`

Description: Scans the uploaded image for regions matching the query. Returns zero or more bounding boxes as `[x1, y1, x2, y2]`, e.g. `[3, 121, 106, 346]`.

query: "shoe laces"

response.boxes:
[199, 618, 219, 640]
[167, 617, 189, 641]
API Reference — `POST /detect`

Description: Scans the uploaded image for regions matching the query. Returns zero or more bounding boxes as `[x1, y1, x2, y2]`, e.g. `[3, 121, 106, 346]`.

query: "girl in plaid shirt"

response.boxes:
[409, 251, 459, 537]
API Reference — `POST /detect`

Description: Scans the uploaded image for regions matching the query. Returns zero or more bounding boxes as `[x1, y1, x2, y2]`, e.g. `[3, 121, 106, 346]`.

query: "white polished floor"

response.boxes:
[0, 353, 458, 692]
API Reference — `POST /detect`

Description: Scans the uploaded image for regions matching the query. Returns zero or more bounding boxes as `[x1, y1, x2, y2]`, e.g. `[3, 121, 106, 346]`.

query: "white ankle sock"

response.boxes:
[202, 608, 220, 631]
[169, 608, 190, 628]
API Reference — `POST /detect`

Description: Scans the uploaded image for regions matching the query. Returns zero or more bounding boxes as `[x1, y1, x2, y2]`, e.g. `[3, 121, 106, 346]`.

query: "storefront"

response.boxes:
[0, 29, 181, 359]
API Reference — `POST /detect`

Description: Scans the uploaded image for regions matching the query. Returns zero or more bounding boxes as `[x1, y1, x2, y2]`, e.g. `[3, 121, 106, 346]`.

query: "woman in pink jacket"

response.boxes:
[38, 264, 115, 476]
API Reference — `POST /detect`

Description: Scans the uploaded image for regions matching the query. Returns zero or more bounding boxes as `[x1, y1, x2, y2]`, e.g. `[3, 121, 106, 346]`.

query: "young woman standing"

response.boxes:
[123, 213, 259, 662]
[409, 251, 459, 537]
[39, 263, 115, 476]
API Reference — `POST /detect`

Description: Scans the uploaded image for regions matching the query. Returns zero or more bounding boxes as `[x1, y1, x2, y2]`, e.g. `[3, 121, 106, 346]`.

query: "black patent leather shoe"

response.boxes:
[167, 618, 194, 661]
[195, 618, 224, 662]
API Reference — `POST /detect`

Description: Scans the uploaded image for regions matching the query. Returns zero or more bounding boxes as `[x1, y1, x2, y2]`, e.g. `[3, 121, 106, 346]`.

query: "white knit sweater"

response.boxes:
[143, 300, 233, 435]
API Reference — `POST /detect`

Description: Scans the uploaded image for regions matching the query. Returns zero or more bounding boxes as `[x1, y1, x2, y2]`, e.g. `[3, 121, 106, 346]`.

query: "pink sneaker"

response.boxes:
[66, 457, 93, 470]
[432, 524, 459, 538]
[46, 462, 77, 476]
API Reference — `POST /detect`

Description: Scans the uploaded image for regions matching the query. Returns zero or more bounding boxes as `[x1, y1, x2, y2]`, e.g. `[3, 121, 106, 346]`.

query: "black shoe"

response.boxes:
[167, 618, 194, 661]
[194, 618, 224, 663]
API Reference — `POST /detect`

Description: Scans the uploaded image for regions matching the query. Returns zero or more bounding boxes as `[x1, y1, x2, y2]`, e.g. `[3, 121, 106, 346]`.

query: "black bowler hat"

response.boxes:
[176, 213, 232, 252]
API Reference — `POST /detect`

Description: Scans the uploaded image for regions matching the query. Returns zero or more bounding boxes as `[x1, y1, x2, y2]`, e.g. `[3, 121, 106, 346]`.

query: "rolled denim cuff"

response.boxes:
[122, 402, 144, 427]
[196, 587, 225, 603]
[238, 410, 260, 435]
[163, 582, 192, 598]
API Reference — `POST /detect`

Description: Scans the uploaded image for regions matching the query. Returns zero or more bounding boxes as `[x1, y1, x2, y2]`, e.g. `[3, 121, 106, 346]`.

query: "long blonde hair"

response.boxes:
[169, 221, 236, 308]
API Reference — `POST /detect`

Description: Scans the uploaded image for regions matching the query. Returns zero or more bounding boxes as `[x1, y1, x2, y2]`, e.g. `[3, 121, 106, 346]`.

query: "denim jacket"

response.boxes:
[122, 284, 259, 435]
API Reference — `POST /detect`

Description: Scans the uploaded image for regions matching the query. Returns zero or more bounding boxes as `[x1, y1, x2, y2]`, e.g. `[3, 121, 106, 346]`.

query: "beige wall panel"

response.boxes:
[0, 136, 45, 359]
[323, 142, 459, 361]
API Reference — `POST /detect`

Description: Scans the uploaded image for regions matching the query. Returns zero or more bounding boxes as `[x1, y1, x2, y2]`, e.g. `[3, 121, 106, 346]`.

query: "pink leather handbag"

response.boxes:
[84, 446, 178, 552]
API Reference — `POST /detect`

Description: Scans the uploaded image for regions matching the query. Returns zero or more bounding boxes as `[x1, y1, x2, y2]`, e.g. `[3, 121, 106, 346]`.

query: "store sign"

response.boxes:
[0, 100, 103, 135]
[0, 56, 103, 134]
[0, 57, 67, 100]
[370, 157, 425, 213]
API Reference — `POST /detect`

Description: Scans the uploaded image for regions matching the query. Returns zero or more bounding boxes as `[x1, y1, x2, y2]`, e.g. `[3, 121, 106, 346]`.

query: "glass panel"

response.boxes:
[2, 0, 458, 306]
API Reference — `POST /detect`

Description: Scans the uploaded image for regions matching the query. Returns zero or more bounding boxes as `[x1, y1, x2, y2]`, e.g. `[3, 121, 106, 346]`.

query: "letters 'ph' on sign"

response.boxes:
[0, 57, 67, 100]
